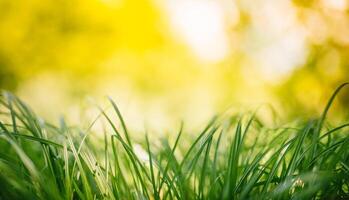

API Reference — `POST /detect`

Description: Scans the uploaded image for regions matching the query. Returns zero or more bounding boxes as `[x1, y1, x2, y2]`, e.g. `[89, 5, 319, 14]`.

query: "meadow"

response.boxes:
[0, 83, 348, 200]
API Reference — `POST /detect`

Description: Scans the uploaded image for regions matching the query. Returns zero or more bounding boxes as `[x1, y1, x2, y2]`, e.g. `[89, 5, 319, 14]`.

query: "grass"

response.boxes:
[0, 83, 349, 199]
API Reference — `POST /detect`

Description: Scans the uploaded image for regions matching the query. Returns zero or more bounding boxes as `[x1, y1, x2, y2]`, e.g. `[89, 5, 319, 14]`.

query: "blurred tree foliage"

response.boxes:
[0, 0, 348, 121]
[277, 1, 349, 118]
[0, 0, 167, 87]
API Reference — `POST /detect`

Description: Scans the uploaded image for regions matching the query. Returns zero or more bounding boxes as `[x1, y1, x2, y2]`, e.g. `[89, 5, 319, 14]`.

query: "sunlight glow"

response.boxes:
[322, 0, 348, 10]
[167, 0, 230, 62]
[244, 0, 308, 81]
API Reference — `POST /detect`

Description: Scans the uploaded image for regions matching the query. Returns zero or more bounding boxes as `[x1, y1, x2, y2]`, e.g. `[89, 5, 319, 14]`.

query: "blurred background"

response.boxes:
[0, 0, 348, 132]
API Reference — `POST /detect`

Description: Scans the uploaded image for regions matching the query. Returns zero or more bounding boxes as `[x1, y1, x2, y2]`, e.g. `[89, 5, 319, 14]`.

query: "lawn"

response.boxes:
[0, 83, 348, 200]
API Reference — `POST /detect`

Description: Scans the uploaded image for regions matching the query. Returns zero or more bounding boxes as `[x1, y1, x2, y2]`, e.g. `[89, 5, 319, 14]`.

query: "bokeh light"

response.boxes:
[0, 0, 348, 132]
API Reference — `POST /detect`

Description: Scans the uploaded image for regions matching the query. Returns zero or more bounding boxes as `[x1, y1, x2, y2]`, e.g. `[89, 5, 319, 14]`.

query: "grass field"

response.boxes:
[0, 83, 348, 200]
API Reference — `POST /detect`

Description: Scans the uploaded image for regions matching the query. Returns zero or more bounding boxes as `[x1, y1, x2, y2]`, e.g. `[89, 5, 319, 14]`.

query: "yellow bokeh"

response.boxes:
[1, 0, 348, 131]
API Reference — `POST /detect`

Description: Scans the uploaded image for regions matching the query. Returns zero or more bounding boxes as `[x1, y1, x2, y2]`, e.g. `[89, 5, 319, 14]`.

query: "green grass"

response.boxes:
[0, 83, 349, 199]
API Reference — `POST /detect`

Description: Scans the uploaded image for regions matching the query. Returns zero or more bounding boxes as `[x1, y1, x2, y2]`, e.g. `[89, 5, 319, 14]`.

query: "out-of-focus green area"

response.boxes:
[0, 0, 348, 131]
